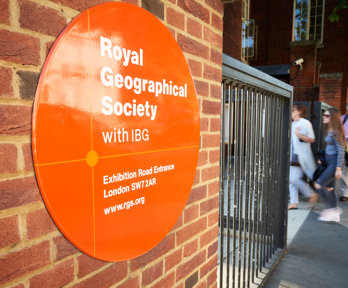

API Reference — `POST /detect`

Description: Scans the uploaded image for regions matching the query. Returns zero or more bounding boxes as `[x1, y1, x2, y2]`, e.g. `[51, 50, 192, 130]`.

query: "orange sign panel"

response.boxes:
[32, 2, 200, 261]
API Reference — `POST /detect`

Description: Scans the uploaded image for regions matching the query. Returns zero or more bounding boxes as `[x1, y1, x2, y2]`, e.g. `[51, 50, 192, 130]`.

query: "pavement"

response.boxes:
[263, 198, 348, 288]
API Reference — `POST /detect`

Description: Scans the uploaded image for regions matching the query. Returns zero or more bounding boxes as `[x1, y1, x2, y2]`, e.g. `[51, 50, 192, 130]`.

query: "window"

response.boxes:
[241, 0, 255, 61]
[242, 20, 255, 61]
[293, 0, 325, 42]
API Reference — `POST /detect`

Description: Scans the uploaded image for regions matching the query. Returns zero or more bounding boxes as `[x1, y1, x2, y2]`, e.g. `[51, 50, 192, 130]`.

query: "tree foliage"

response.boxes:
[329, 0, 348, 22]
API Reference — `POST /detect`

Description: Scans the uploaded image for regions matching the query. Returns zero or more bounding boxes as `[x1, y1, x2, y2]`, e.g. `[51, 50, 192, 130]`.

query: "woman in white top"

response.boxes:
[288, 104, 318, 210]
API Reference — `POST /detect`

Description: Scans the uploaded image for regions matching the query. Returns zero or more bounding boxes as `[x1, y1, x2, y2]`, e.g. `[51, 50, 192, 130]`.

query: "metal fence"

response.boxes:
[218, 55, 293, 288]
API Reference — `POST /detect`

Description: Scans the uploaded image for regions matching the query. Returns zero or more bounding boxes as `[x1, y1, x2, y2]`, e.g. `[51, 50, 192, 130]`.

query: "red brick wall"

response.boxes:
[0, 0, 223, 287]
[249, 0, 348, 111]
[317, 0, 348, 112]
[249, 0, 293, 66]
[223, 1, 242, 60]
[319, 74, 343, 109]
[290, 43, 319, 102]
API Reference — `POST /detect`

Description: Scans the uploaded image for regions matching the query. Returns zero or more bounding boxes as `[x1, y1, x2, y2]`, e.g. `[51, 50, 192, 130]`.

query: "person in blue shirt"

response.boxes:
[314, 108, 345, 222]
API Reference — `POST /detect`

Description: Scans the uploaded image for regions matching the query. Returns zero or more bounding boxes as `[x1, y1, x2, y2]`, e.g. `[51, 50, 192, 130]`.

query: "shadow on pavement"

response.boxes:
[263, 201, 348, 288]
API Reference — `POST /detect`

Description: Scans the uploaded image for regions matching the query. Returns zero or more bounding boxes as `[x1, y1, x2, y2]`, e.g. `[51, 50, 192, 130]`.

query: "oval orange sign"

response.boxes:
[32, 2, 200, 261]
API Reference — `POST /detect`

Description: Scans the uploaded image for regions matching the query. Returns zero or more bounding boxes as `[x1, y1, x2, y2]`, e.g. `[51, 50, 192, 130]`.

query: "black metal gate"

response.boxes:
[218, 55, 293, 288]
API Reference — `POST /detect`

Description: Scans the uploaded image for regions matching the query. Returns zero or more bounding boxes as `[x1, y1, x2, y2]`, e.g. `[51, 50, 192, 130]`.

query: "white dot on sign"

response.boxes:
[86, 150, 99, 167]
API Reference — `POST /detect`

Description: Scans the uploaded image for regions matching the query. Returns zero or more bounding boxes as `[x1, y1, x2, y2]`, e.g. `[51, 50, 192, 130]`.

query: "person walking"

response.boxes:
[339, 102, 348, 201]
[288, 104, 318, 210]
[314, 108, 345, 222]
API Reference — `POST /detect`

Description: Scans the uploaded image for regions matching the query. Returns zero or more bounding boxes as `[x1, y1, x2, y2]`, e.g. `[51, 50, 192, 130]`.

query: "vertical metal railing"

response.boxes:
[218, 55, 292, 288]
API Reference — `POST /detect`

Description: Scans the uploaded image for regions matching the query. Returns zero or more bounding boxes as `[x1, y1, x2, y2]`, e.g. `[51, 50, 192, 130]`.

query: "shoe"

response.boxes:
[318, 209, 340, 222]
[288, 203, 298, 210]
[340, 196, 348, 201]
[336, 207, 343, 215]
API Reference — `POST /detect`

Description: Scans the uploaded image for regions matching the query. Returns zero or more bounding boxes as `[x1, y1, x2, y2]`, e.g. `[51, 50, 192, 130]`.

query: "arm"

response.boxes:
[333, 136, 345, 179]
[296, 119, 315, 143]
[295, 131, 315, 143]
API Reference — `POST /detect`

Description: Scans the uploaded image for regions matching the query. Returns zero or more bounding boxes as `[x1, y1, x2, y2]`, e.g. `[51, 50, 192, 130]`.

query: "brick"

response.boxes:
[0, 29, 40, 65]
[176, 251, 206, 281]
[210, 83, 221, 99]
[187, 18, 202, 39]
[54, 235, 79, 261]
[208, 180, 219, 196]
[202, 134, 220, 149]
[211, 48, 223, 66]
[188, 59, 202, 77]
[185, 271, 198, 288]
[78, 254, 107, 278]
[200, 225, 218, 248]
[29, 259, 74, 288]
[205, 0, 223, 14]
[0, 144, 17, 173]
[167, 7, 185, 30]
[202, 100, 220, 115]
[208, 240, 218, 258]
[202, 166, 219, 182]
[142, 0, 164, 20]
[204, 27, 222, 50]
[19, 0, 66, 37]
[194, 80, 209, 97]
[165, 248, 182, 272]
[200, 118, 209, 132]
[22, 143, 33, 171]
[184, 204, 199, 224]
[168, 26, 176, 38]
[203, 64, 222, 82]
[0, 66, 13, 96]
[150, 272, 175, 288]
[117, 277, 140, 288]
[176, 217, 207, 245]
[0, 177, 40, 210]
[211, 13, 223, 31]
[208, 149, 220, 164]
[17, 70, 40, 101]
[177, 0, 209, 23]
[178, 34, 209, 59]
[196, 280, 207, 288]
[223, 3, 242, 59]
[50, 0, 110, 11]
[0, 241, 50, 285]
[27, 209, 56, 239]
[0, 0, 9, 24]
[73, 262, 127, 288]
[172, 213, 183, 231]
[186, 185, 207, 205]
[207, 267, 217, 286]
[46, 41, 55, 56]
[142, 261, 163, 286]
[193, 169, 201, 185]
[200, 196, 219, 216]
[197, 150, 208, 166]
[0, 105, 32, 135]
[131, 233, 175, 271]
[0, 215, 20, 249]
[208, 210, 219, 227]
[184, 239, 198, 257]
[200, 254, 217, 278]
[210, 118, 220, 131]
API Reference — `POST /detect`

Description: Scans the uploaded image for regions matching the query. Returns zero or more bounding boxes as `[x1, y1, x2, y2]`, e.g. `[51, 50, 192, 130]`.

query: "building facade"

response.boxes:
[223, 0, 348, 112]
